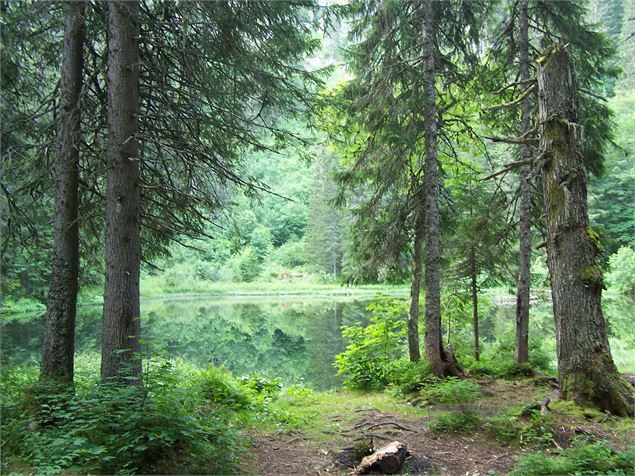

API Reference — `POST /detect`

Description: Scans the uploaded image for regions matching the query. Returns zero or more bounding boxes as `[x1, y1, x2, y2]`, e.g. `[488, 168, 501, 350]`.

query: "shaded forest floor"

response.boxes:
[241, 379, 634, 475]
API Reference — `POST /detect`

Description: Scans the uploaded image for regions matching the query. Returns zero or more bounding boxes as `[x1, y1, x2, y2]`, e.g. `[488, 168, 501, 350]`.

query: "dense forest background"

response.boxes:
[2, 0, 633, 309]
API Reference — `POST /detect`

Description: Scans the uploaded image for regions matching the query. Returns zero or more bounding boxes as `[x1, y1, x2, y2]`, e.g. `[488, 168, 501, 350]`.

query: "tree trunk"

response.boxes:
[102, 0, 142, 383]
[421, 0, 461, 378]
[537, 45, 633, 416]
[515, 0, 532, 364]
[471, 252, 479, 361]
[40, 1, 85, 385]
[407, 188, 423, 362]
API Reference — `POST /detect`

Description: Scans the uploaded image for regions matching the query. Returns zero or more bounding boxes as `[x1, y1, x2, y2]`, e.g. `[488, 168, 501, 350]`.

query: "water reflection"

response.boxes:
[2, 294, 632, 388]
[1, 297, 371, 390]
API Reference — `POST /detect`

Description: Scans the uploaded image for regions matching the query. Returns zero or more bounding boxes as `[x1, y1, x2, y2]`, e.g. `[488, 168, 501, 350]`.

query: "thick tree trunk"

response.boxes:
[421, 0, 461, 378]
[538, 45, 633, 416]
[40, 1, 85, 385]
[471, 253, 479, 361]
[515, 0, 532, 364]
[407, 189, 423, 362]
[102, 0, 142, 383]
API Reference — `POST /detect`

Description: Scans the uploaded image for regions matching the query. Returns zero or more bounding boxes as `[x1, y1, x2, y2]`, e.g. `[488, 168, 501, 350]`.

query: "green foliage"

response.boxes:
[461, 327, 554, 378]
[429, 410, 480, 435]
[1, 357, 320, 475]
[510, 439, 635, 475]
[272, 240, 308, 268]
[0, 298, 46, 316]
[198, 366, 253, 409]
[334, 295, 408, 389]
[385, 357, 434, 393]
[1, 361, 242, 475]
[236, 247, 262, 282]
[422, 378, 481, 406]
[606, 247, 635, 296]
[485, 404, 556, 448]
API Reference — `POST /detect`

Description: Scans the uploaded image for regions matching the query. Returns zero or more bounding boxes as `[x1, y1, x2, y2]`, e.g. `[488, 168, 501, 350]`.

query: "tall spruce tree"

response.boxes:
[537, 45, 633, 416]
[333, 0, 490, 371]
[102, 0, 142, 382]
[40, 0, 85, 385]
[484, 0, 618, 365]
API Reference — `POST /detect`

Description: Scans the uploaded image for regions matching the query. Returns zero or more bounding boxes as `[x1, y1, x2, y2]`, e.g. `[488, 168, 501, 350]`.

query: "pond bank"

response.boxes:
[242, 379, 635, 475]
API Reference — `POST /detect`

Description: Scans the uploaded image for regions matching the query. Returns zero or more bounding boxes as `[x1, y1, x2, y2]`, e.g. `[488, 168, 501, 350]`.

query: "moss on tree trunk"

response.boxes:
[537, 45, 633, 416]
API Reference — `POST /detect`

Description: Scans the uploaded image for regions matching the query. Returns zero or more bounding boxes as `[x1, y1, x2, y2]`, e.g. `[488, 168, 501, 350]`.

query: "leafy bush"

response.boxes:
[510, 440, 635, 475]
[237, 247, 262, 282]
[485, 403, 555, 448]
[422, 377, 481, 406]
[1, 361, 242, 475]
[386, 357, 434, 393]
[430, 410, 480, 434]
[272, 240, 307, 268]
[334, 296, 408, 389]
[198, 366, 253, 409]
[462, 331, 554, 378]
[0, 297, 46, 315]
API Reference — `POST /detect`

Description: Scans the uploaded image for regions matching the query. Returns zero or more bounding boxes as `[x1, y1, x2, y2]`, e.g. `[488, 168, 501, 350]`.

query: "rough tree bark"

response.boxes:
[102, 0, 142, 383]
[40, 1, 85, 385]
[537, 45, 633, 416]
[407, 187, 423, 362]
[421, 0, 462, 377]
[515, 0, 532, 364]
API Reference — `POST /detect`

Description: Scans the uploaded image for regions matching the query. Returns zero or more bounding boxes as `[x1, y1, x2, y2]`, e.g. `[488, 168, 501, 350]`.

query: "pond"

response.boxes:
[2, 293, 633, 389]
[1, 296, 374, 390]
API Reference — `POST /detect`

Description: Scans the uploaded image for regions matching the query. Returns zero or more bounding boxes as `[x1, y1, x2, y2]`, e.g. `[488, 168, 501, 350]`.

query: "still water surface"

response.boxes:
[2, 294, 633, 389]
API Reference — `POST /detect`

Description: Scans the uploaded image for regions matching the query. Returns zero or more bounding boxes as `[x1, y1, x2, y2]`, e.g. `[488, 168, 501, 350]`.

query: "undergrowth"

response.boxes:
[0, 357, 315, 475]
[430, 410, 481, 434]
[485, 403, 556, 448]
[510, 438, 635, 475]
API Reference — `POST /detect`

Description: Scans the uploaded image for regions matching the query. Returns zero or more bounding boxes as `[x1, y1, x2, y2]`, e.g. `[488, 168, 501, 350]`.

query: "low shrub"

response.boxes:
[422, 377, 481, 406]
[1, 367, 242, 475]
[485, 403, 555, 448]
[198, 366, 253, 409]
[386, 357, 434, 393]
[334, 295, 408, 390]
[429, 410, 480, 434]
[510, 440, 635, 475]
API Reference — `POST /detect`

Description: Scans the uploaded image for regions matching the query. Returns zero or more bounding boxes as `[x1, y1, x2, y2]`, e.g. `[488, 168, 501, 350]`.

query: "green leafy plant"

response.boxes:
[422, 377, 481, 406]
[510, 439, 635, 475]
[198, 366, 253, 409]
[606, 246, 635, 296]
[386, 357, 434, 393]
[1, 362, 242, 475]
[429, 410, 480, 434]
[485, 403, 555, 448]
[334, 295, 408, 390]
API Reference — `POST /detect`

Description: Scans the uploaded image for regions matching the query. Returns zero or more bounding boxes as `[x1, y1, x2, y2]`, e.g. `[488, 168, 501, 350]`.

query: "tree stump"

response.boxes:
[352, 441, 408, 475]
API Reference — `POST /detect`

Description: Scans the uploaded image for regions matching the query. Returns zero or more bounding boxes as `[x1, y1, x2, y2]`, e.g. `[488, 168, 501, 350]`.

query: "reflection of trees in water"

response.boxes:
[4, 296, 634, 383]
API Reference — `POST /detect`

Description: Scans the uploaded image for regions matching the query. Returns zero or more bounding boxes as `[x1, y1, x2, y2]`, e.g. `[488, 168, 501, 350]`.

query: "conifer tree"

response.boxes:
[484, 0, 617, 364]
[537, 45, 633, 416]
[333, 0, 489, 371]
[40, 0, 85, 385]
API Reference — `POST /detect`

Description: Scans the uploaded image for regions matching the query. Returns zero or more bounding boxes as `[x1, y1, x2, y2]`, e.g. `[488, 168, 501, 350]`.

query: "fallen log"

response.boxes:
[352, 441, 409, 475]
